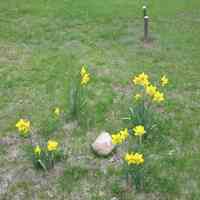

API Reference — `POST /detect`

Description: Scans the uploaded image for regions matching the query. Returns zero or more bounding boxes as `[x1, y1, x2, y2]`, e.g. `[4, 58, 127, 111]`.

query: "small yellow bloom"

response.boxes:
[146, 84, 157, 97]
[16, 119, 30, 135]
[54, 107, 60, 116]
[81, 73, 90, 85]
[133, 125, 146, 136]
[47, 140, 58, 151]
[134, 93, 142, 101]
[133, 72, 149, 87]
[153, 91, 164, 103]
[34, 145, 41, 156]
[160, 75, 168, 86]
[124, 152, 144, 165]
[120, 128, 129, 140]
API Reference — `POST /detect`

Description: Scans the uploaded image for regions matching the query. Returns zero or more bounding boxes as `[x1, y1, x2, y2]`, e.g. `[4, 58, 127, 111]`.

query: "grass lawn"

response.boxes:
[0, 0, 200, 199]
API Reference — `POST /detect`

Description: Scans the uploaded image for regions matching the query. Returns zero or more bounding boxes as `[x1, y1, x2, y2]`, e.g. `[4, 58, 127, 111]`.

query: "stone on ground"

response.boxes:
[92, 132, 115, 156]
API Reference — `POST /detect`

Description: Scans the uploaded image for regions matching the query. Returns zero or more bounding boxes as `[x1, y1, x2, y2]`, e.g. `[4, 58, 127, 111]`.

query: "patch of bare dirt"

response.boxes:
[112, 83, 132, 96]
[143, 40, 155, 49]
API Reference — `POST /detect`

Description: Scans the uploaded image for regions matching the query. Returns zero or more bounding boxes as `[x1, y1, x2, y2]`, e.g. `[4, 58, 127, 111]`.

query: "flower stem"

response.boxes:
[139, 136, 142, 145]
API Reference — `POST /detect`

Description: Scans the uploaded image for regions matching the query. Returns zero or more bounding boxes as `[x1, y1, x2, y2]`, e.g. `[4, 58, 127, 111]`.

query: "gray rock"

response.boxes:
[92, 132, 115, 156]
[111, 197, 119, 200]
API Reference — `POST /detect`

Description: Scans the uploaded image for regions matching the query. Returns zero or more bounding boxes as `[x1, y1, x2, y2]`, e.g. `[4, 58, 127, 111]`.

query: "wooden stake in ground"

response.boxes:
[144, 16, 149, 42]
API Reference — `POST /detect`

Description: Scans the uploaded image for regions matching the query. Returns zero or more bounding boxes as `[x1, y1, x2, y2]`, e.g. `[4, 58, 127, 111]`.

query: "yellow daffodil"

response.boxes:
[112, 128, 129, 145]
[133, 72, 149, 87]
[160, 75, 168, 86]
[16, 119, 30, 135]
[34, 145, 41, 156]
[153, 91, 164, 103]
[133, 125, 146, 136]
[134, 93, 142, 101]
[112, 133, 123, 145]
[124, 152, 144, 165]
[80, 65, 90, 86]
[81, 73, 90, 85]
[47, 140, 58, 151]
[120, 128, 129, 140]
[146, 84, 157, 97]
[54, 107, 60, 116]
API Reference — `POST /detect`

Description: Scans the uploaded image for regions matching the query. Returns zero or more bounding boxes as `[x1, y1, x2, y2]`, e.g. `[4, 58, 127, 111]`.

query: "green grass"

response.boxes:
[0, 0, 200, 199]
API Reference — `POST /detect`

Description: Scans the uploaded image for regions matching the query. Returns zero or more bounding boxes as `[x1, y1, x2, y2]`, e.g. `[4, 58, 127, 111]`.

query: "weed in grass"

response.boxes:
[38, 107, 64, 139]
[4, 181, 34, 200]
[111, 182, 124, 195]
[0, 144, 6, 156]
[59, 166, 89, 194]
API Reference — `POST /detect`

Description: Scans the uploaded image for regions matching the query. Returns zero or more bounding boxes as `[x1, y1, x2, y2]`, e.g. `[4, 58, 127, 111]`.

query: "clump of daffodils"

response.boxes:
[16, 119, 30, 136]
[16, 117, 63, 171]
[34, 140, 59, 157]
[33, 139, 62, 170]
[80, 66, 90, 86]
[130, 72, 169, 133]
[132, 72, 168, 103]
[113, 72, 170, 191]
[124, 152, 144, 165]
[112, 128, 129, 145]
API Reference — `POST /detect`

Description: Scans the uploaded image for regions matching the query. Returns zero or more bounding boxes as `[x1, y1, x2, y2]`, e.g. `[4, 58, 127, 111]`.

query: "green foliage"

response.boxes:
[123, 162, 144, 191]
[32, 148, 64, 171]
[39, 114, 61, 139]
[68, 76, 84, 120]
[127, 100, 155, 134]
[23, 142, 65, 171]
[111, 182, 123, 195]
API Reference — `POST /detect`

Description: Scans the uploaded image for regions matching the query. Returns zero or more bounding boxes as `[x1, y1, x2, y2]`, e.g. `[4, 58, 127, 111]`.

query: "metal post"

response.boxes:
[143, 6, 147, 17]
[144, 16, 149, 42]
